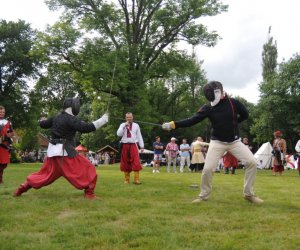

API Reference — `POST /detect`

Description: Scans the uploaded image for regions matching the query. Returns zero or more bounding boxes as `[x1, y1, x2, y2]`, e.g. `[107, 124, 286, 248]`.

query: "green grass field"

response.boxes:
[1, 163, 300, 250]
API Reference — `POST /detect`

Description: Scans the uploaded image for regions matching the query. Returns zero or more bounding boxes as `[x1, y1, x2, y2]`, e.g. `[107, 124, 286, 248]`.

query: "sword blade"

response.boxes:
[112, 117, 162, 127]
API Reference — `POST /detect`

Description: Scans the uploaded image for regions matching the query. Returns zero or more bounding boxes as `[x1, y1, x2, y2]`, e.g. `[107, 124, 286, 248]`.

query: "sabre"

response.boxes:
[106, 54, 118, 113]
[112, 117, 162, 127]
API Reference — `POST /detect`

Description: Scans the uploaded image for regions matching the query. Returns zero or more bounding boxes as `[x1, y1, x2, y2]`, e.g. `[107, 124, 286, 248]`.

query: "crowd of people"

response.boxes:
[149, 135, 255, 175]
[150, 136, 210, 174]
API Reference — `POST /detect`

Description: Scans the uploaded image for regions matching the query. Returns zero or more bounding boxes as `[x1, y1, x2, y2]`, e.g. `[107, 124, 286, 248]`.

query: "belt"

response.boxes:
[50, 138, 66, 145]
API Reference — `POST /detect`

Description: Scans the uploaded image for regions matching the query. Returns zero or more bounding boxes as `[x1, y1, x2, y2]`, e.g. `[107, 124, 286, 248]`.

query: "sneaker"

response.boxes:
[152, 169, 156, 173]
[156, 170, 160, 173]
[192, 197, 207, 203]
[244, 196, 264, 204]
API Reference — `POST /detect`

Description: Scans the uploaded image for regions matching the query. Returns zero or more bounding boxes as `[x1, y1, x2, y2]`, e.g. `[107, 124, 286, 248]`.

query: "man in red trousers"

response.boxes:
[13, 97, 108, 199]
[117, 112, 144, 184]
[0, 105, 14, 184]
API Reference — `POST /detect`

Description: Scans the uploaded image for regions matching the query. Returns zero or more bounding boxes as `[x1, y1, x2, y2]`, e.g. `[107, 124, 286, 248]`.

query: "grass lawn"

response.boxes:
[1, 163, 300, 250]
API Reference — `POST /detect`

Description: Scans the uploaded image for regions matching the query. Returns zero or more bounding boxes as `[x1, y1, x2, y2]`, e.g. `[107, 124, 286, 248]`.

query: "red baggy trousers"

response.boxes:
[26, 155, 97, 190]
[120, 143, 142, 172]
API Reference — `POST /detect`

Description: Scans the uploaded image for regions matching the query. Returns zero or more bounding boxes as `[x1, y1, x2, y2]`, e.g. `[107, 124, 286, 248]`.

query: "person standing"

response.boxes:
[153, 136, 164, 173]
[242, 137, 253, 151]
[117, 112, 144, 184]
[191, 137, 209, 172]
[272, 130, 287, 176]
[223, 152, 239, 174]
[162, 81, 263, 204]
[165, 137, 179, 173]
[0, 105, 14, 184]
[295, 132, 300, 176]
[179, 139, 191, 173]
[13, 97, 108, 199]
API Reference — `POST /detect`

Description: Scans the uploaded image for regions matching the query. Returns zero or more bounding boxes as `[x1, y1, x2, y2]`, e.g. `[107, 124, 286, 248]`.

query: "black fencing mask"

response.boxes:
[63, 97, 80, 116]
[203, 81, 223, 102]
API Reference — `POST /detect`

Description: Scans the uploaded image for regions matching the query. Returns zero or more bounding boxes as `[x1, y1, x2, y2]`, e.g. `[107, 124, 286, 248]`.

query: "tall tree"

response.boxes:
[261, 26, 278, 83]
[251, 27, 279, 144]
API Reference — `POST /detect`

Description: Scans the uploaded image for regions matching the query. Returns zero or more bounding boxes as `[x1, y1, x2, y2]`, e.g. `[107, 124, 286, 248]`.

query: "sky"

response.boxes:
[1, 0, 299, 104]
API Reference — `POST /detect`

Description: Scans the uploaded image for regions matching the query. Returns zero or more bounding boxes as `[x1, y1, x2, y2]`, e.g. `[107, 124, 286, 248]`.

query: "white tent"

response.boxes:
[254, 142, 273, 169]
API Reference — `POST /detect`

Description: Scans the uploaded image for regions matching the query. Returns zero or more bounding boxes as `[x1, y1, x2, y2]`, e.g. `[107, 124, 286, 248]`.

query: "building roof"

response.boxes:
[97, 145, 118, 154]
[38, 133, 49, 147]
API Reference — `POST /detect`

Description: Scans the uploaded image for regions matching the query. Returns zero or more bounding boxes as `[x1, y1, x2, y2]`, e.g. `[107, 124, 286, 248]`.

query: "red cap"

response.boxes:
[274, 130, 282, 137]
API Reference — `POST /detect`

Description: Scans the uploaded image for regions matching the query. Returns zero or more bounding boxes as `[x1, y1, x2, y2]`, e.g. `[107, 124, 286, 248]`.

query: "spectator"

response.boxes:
[223, 152, 238, 174]
[191, 137, 209, 172]
[153, 136, 164, 173]
[272, 130, 287, 176]
[0, 105, 14, 184]
[179, 139, 191, 173]
[165, 137, 179, 173]
[295, 132, 300, 176]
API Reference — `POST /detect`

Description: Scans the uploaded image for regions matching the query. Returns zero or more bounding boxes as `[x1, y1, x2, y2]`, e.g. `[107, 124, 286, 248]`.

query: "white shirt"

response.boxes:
[117, 122, 144, 148]
[295, 140, 300, 153]
[0, 119, 8, 127]
[47, 143, 68, 157]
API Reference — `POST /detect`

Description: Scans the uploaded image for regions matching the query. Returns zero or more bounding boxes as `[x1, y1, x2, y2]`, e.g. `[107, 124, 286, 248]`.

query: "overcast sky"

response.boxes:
[1, 0, 299, 103]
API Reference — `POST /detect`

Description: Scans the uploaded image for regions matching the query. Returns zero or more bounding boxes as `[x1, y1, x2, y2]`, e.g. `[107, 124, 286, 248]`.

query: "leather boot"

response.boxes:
[133, 171, 141, 185]
[0, 164, 7, 184]
[0, 168, 3, 184]
[13, 182, 32, 197]
[84, 176, 97, 199]
[124, 172, 130, 184]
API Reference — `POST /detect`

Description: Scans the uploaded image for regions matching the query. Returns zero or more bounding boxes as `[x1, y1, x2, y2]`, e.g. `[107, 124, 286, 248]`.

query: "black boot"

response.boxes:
[231, 167, 236, 174]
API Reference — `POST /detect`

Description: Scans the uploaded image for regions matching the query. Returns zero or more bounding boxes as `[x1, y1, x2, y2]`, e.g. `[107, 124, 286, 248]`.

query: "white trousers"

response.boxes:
[167, 157, 177, 172]
[199, 140, 257, 199]
[180, 156, 190, 172]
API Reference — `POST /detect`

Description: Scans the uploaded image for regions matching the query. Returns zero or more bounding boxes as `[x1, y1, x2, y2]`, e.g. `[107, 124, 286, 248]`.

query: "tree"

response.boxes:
[252, 51, 300, 150]
[251, 28, 278, 144]
[0, 20, 41, 128]
[261, 26, 277, 83]
[45, 0, 227, 111]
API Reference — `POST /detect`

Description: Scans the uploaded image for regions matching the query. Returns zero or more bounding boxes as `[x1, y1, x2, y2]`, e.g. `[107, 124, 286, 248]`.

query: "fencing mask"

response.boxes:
[203, 81, 223, 106]
[63, 97, 80, 116]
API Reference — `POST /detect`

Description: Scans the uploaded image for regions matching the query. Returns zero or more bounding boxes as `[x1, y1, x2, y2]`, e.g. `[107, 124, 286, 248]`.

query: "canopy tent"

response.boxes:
[75, 144, 88, 152]
[139, 149, 154, 154]
[139, 149, 154, 164]
[254, 142, 273, 169]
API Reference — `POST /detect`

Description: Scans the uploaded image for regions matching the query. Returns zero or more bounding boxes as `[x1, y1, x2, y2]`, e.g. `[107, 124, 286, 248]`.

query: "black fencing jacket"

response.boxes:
[174, 96, 248, 143]
[40, 111, 96, 157]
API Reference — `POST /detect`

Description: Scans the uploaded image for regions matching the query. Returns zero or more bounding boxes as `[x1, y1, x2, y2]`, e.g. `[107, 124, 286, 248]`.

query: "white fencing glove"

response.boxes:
[93, 113, 109, 129]
[162, 121, 175, 131]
